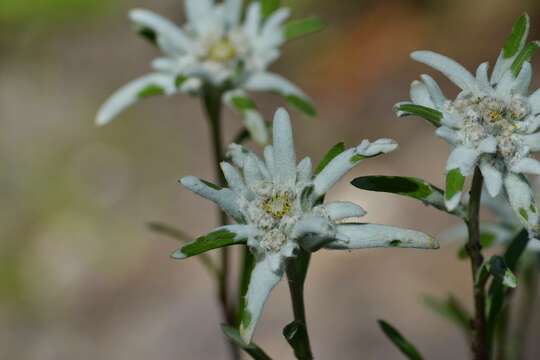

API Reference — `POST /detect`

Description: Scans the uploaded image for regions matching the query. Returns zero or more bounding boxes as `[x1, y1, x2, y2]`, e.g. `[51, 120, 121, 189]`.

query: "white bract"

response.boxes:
[177, 108, 438, 342]
[396, 14, 540, 239]
[96, 0, 315, 144]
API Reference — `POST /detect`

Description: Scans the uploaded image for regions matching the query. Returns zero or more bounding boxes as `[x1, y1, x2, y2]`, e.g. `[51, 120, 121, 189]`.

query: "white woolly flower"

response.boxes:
[176, 108, 438, 342]
[396, 14, 540, 238]
[96, 0, 317, 145]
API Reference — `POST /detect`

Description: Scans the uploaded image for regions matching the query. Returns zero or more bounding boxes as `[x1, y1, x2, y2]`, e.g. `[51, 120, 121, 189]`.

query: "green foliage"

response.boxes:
[260, 0, 281, 19]
[503, 13, 529, 59]
[378, 320, 424, 360]
[285, 95, 317, 117]
[236, 248, 256, 327]
[221, 325, 273, 360]
[395, 103, 442, 127]
[445, 168, 465, 201]
[137, 85, 165, 99]
[171, 229, 243, 259]
[315, 142, 345, 175]
[511, 41, 540, 76]
[284, 17, 325, 41]
[283, 321, 311, 360]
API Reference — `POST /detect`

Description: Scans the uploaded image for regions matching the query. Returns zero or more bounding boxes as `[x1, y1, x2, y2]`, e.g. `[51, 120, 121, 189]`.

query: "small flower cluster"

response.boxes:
[397, 14, 540, 238]
[97, 0, 317, 144]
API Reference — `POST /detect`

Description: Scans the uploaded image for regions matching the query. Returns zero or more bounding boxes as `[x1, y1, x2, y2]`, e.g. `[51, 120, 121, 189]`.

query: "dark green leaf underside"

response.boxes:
[175, 229, 240, 258]
[503, 14, 529, 58]
[221, 325, 272, 360]
[351, 176, 434, 200]
[285, 95, 316, 117]
[378, 320, 424, 360]
[397, 103, 442, 127]
[315, 142, 346, 175]
[138, 84, 165, 98]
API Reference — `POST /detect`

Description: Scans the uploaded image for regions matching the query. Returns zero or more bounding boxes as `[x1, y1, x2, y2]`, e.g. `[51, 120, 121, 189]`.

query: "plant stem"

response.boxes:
[202, 85, 239, 360]
[285, 251, 313, 360]
[513, 255, 538, 360]
[466, 167, 488, 360]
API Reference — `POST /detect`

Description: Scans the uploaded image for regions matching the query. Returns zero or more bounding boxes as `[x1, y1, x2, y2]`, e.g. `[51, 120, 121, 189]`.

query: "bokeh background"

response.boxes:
[2, 0, 540, 358]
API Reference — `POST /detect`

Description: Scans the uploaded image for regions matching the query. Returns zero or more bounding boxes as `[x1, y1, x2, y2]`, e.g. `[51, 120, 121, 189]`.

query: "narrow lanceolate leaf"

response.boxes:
[503, 13, 530, 59]
[285, 95, 317, 117]
[395, 103, 442, 127]
[481, 256, 518, 288]
[221, 325, 272, 360]
[148, 222, 219, 277]
[137, 84, 165, 98]
[351, 176, 465, 217]
[423, 295, 472, 338]
[171, 229, 243, 260]
[445, 168, 465, 209]
[232, 96, 257, 111]
[283, 321, 311, 360]
[261, 0, 280, 18]
[236, 248, 256, 327]
[284, 17, 325, 41]
[511, 41, 540, 76]
[378, 320, 424, 360]
[486, 229, 529, 343]
[315, 142, 346, 175]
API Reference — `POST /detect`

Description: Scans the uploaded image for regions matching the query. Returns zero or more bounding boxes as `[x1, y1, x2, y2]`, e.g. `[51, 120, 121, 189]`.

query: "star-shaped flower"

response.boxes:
[96, 0, 320, 144]
[396, 14, 540, 238]
[176, 108, 438, 342]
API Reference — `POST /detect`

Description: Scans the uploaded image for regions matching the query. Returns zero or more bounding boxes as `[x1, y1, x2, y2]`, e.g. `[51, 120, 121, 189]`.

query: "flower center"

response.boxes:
[207, 38, 237, 62]
[453, 94, 530, 161]
[262, 191, 293, 219]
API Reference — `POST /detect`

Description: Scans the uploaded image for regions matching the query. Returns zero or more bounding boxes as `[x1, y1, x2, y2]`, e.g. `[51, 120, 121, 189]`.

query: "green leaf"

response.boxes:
[283, 321, 311, 360]
[284, 17, 325, 41]
[315, 142, 346, 175]
[236, 247, 255, 327]
[137, 27, 157, 45]
[175, 75, 188, 88]
[503, 13, 529, 59]
[232, 96, 257, 111]
[486, 229, 529, 347]
[395, 103, 442, 127]
[148, 222, 220, 277]
[261, 0, 280, 18]
[171, 229, 243, 259]
[137, 84, 165, 98]
[485, 256, 518, 288]
[511, 41, 540, 76]
[285, 95, 317, 117]
[445, 168, 465, 201]
[423, 295, 471, 338]
[378, 320, 424, 360]
[221, 325, 272, 360]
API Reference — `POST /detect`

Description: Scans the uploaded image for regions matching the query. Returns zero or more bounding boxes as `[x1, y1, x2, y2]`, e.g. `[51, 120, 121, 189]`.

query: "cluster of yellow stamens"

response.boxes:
[262, 192, 293, 219]
[207, 38, 237, 63]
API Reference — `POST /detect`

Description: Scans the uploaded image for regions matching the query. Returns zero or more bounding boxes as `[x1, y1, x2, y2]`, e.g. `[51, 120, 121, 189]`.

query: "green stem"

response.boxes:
[202, 85, 239, 360]
[513, 256, 538, 360]
[495, 301, 510, 360]
[285, 251, 313, 360]
[466, 167, 488, 360]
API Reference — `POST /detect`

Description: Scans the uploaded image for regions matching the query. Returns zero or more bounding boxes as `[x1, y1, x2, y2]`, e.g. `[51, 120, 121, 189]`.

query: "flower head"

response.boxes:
[96, 0, 320, 144]
[176, 108, 438, 342]
[396, 14, 540, 238]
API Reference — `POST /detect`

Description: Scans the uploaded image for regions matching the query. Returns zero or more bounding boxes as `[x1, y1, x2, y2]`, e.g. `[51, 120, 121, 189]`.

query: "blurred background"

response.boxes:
[2, 0, 540, 358]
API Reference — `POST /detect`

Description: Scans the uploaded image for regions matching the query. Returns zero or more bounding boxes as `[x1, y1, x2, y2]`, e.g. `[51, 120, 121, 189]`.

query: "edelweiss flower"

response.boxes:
[396, 14, 540, 238]
[176, 108, 438, 342]
[96, 0, 317, 144]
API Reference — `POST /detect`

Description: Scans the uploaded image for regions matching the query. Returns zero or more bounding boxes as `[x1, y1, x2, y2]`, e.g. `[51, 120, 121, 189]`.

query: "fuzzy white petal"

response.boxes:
[225, 0, 242, 26]
[410, 80, 434, 108]
[504, 172, 539, 232]
[220, 162, 246, 194]
[272, 108, 297, 185]
[185, 0, 214, 32]
[446, 145, 480, 176]
[479, 160, 503, 197]
[327, 224, 438, 250]
[96, 73, 175, 126]
[322, 201, 366, 220]
[244, 72, 307, 98]
[180, 176, 244, 221]
[511, 157, 540, 175]
[239, 256, 283, 343]
[243, 2, 262, 38]
[522, 132, 540, 151]
[529, 89, 540, 115]
[475, 62, 491, 92]
[296, 157, 313, 184]
[129, 9, 192, 52]
[436, 126, 460, 144]
[420, 74, 446, 107]
[411, 51, 477, 92]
